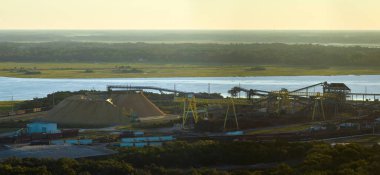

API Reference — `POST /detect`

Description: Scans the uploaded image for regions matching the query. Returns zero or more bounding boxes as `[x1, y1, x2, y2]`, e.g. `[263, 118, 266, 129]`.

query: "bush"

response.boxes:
[247, 66, 266, 71]
[83, 69, 94, 73]
[112, 67, 144, 73]
[24, 70, 41, 75]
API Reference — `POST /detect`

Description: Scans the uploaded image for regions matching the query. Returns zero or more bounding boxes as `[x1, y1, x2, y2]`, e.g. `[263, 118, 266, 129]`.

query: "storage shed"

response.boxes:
[27, 122, 59, 134]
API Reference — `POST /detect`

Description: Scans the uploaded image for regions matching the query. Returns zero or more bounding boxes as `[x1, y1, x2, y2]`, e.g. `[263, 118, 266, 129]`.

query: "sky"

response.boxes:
[0, 0, 379, 30]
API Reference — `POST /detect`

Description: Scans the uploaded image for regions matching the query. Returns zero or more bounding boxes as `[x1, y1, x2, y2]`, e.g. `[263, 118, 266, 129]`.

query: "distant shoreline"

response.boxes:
[2, 30, 380, 47]
[0, 63, 379, 78]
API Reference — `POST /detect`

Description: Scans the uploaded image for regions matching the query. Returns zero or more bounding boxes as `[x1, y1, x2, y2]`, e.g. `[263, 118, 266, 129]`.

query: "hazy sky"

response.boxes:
[0, 0, 379, 30]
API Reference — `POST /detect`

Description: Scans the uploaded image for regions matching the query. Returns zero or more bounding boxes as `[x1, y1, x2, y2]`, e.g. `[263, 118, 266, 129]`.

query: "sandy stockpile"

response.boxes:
[110, 93, 165, 118]
[46, 95, 128, 126]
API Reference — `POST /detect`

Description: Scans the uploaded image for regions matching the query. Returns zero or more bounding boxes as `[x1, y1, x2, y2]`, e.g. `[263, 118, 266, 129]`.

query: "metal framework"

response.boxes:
[227, 82, 353, 119]
[107, 85, 187, 94]
[228, 87, 269, 99]
[311, 93, 326, 121]
[174, 96, 254, 130]
[108, 82, 380, 126]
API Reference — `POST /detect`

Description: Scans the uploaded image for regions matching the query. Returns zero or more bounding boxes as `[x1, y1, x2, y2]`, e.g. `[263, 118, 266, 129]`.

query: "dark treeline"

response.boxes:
[0, 42, 379, 66]
[1, 141, 380, 175]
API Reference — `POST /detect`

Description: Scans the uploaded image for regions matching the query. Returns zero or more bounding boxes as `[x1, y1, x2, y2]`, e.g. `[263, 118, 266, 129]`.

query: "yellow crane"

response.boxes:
[174, 95, 254, 130]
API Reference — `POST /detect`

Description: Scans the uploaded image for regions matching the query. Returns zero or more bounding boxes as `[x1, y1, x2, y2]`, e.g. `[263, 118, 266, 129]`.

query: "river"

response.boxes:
[1, 75, 380, 101]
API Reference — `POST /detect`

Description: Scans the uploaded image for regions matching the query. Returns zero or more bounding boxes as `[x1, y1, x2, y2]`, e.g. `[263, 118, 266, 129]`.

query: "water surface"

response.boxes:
[1, 75, 380, 101]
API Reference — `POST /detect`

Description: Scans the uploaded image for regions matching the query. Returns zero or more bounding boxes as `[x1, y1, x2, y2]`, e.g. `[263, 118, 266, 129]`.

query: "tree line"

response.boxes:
[0, 42, 379, 66]
[1, 140, 380, 174]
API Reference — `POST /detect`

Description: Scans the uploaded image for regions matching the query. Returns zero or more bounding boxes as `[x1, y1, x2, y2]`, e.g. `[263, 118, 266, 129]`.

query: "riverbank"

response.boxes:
[0, 62, 379, 78]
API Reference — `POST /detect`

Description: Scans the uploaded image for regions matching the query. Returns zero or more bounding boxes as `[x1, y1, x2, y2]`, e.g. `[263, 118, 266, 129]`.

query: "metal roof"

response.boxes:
[325, 83, 351, 90]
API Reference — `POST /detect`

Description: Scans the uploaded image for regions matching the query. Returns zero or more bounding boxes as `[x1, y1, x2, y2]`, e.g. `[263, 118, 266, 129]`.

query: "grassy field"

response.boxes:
[0, 101, 19, 112]
[0, 101, 24, 118]
[0, 62, 379, 78]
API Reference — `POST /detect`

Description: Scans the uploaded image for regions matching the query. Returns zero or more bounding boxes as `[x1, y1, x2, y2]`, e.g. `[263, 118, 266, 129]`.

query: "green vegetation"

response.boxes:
[2, 30, 380, 45]
[0, 62, 379, 78]
[0, 42, 379, 78]
[2, 141, 380, 174]
[7, 67, 41, 75]
[247, 66, 267, 71]
[0, 101, 23, 117]
[0, 42, 379, 66]
[112, 66, 144, 74]
[0, 101, 16, 111]
[83, 69, 94, 73]
[113, 140, 309, 168]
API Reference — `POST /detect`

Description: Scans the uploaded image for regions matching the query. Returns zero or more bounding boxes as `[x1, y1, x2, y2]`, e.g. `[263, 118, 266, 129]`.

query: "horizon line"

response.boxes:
[1, 29, 380, 31]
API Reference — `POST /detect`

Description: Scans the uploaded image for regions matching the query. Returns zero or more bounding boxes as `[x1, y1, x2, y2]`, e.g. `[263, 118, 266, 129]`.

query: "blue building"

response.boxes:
[120, 135, 174, 148]
[26, 122, 59, 134]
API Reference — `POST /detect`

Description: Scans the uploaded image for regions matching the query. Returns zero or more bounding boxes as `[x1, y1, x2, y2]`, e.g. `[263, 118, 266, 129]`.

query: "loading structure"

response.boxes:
[174, 94, 255, 131]
[228, 87, 269, 99]
[228, 82, 353, 120]
[107, 85, 187, 95]
[106, 82, 380, 128]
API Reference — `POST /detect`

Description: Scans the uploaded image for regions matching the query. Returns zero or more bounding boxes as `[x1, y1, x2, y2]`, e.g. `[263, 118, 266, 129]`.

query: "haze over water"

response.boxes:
[1, 30, 380, 47]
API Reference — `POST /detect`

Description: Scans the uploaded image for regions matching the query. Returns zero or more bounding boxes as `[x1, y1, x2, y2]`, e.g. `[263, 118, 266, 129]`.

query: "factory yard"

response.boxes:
[0, 80, 379, 175]
[0, 81, 380, 161]
[1, 27, 380, 173]
[0, 144, 116, 160]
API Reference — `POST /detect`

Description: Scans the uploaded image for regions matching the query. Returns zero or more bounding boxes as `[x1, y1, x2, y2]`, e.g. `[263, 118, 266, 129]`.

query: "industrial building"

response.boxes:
[26, 122, 59, 134]
[120, 136, 175, 147]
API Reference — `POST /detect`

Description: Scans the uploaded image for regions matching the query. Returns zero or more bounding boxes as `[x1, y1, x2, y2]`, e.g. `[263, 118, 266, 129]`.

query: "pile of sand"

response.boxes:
[45, 95, 126, 126]
[110, 93, 165, 117]
[45, 93, 165, 127]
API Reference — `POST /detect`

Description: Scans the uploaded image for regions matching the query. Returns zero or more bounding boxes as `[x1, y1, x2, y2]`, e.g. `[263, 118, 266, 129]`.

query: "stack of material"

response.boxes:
[110, 93, 165, 118]
[46, 95, 127, 126]
[45, 93, 165, 127]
